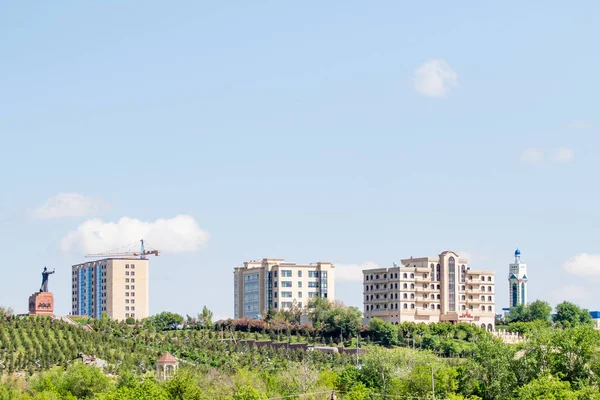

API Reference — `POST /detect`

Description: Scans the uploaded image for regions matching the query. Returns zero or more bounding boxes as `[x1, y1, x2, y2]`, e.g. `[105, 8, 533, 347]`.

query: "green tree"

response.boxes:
[198, 306, 214, 329]
[516, 375, 577, 400]
[147, 311, 184, 331]
[470, 336, 516, 400]
[368, 318, 398, 347]
[553, 301, 593, 328]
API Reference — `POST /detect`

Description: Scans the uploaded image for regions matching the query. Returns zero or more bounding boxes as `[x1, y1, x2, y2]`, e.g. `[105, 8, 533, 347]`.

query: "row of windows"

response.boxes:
[125, 292, 136, 297]
[125, 285, 135, 290]
[274, 280, 317, 288]
[125, 271, 135, 276]
[366, 303, 495, 311]
[274, 302, 303, 309]
[273, 270, 319, 278]
[125, 264, 136, 269]
[125, 313, 135, 318]
[125, 306, 135, 311]
[273, 291, 315, 298]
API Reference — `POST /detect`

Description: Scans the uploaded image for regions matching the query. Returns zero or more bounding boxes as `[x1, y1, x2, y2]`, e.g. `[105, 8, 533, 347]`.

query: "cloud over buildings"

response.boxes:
[60, 215, 210, 255]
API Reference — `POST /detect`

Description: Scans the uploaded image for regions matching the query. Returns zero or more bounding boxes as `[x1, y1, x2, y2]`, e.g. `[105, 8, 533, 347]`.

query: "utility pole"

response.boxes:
[431, 365, 435, 400]
[355, 331, 361, 367]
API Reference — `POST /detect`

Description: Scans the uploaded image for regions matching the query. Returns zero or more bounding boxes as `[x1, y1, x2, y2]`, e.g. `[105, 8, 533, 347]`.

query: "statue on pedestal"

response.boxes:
[40, 267, 55, 293]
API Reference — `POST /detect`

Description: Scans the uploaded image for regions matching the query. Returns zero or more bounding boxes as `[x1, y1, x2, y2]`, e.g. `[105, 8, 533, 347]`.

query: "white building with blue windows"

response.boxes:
[233, 258, 335, 319]
[508, 249, 528, 308]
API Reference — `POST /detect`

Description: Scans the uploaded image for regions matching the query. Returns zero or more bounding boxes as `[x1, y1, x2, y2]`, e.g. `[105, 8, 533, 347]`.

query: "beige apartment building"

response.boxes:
[234, 258, 335, 319]
[71, 258, 149, 321]
[363, 251, 496, 331]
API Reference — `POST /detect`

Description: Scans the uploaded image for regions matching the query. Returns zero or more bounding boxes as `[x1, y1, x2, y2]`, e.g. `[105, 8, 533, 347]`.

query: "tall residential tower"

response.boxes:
[71, 258, 149, 321]
[508, 249, 528, 308]
[233, 258, 335, 319]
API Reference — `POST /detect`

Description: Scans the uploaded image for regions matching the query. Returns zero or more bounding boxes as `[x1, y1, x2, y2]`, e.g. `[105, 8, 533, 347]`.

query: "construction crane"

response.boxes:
[85, 239, 160, 259]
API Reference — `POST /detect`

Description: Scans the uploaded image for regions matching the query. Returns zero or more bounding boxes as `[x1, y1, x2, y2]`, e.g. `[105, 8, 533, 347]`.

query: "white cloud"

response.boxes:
[414, 59, 459, 97]
[60, 215, 210, 255]
[552, 147, 574, 163]
[562, 253, 600, 277]
[551, 284, 591, 303]
[30, 193, 109, 220]
[565, 120, 592, 130]
[519, 148, 544, 164]
[336, 262, 379, 282]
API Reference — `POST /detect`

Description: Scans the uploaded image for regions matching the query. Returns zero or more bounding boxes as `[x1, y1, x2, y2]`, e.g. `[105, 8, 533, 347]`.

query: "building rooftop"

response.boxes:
[156, 352, 178, 364]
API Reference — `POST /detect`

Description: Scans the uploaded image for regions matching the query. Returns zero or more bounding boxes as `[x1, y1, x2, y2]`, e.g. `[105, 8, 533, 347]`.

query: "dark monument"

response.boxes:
[29, 267, 55, 317]
[40, 267, 55, 292]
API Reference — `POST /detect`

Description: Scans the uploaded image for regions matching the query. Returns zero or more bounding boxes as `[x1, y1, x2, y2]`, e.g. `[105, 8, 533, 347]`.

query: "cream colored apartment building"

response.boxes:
[71, 258, 149, 321]
[363, 251, 496, 331]
[234, 258, 335, 319]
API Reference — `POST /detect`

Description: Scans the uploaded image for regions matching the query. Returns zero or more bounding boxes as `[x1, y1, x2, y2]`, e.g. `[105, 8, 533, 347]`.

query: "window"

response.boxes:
[125, 271, 129, 276]
[462, 305, 466, 310]
[410, 284, 414, 289]
[298, 281, 302, 287]
[403, 303, 408, 309]
[403, 283, 407, 289]
[126, 306, 130, 311]
[488, 296, 492, 301]
[126, 292, 129, 297]
[298, 292, 303, 298]
[281, 270, 292, 277]
[308, 281, 318, 288]
[481, 276, 485, 281]
[410, 304, 415, 309]
[282, 302, 293, 308]
[281, 281, 292, 287]
[488, 286, 492, 292]
[274, 302, 278, 308]
[366, 275, 369, 281]
[308, 292, 318, 298]
[131, 285, 135, 290]
[403, 273, 407, 278]
[131, 306, 135, 311]
[274, 272, 278, 278]
[488, 276, 492, 282]
[461, 295, 466, 300]
[274, 282, 278, 288]
[437, 304, 441, 309]
[488, 306, 492, 311]
[481, 296, 485, 301]
[131, 313, 135, 318]
[274, 292, 278, 298]
[461, 265, 466, 282]
[131, 278, 135, 283]
[131, 300, 135, 304]
[461, 285, 465, 291]
[298, 302, 302, 308]
[410, 293, 415, 299]
[131, 271, 135, 276]
[126, 278, 129, 283]
[131, 264, 135, 269]
[430, 284, 435, 289]
[384, 274, 387, 279]
[410, 273, 414, 278]
[125, 313, 129, 317]
[448, 256, 456, 312]
[308, 271, 319, 278]
[298, 270, 302, 277]
[126, 265, 129, 269]
[131, 292, 135, 297]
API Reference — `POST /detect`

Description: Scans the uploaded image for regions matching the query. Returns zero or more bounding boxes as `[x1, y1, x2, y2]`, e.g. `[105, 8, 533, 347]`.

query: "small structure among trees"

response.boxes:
[156, 352, 178, 381]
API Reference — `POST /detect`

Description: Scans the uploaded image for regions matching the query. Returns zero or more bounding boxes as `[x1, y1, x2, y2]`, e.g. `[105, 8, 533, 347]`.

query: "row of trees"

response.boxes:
[502, 300, 593, 327]
[3, 323, 600, 399]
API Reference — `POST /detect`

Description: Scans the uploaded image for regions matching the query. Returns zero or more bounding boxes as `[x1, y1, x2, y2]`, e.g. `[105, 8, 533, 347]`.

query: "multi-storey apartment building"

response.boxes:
[363, 251, 495, 331]
[233, 258, 335, 319]
[71, 258, 149, 321]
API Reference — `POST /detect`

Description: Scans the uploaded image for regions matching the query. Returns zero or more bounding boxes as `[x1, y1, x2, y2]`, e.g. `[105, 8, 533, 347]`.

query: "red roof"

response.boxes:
[157, 352, 178, 363]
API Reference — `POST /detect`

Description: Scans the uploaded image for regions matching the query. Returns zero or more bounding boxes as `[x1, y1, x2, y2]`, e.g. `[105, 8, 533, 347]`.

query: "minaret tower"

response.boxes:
[508, 248, 528, 307]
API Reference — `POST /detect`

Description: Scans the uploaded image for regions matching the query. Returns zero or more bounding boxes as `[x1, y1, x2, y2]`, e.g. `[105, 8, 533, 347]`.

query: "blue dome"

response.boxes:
[515, 248, 521, 256]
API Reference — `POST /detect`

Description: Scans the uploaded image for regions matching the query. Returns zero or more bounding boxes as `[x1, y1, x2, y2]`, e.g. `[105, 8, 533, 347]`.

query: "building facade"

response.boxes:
[508, 248, 528, 308]
[233, 258, 335, 319]
[71, 258, 149, 321]
[362, 251, 496, 331]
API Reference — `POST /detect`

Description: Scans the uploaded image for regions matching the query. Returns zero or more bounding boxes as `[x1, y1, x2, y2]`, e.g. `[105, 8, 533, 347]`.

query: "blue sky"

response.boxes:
[2, 2, 600, 319]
